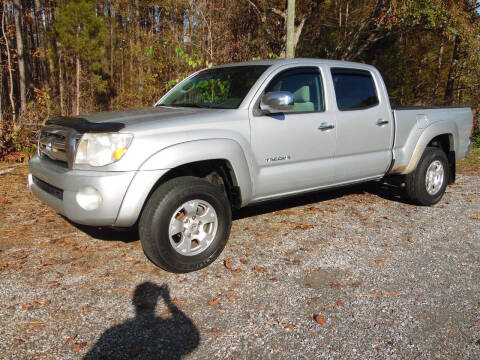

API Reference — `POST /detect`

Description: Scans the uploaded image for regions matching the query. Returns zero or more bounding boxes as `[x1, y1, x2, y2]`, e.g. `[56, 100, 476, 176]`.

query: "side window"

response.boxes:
[331, 68, 379, 111]
[265, 67, 325, 113]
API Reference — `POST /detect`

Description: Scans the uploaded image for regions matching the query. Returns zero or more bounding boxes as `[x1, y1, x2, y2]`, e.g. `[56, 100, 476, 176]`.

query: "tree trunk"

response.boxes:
[0, 38, 3, 133]
[2, 4, 16, 123]
[286, 0, 295, 58]
[13, 0, 27, 117]
[76, 56, 81, 115]
[110, 6, 114, 78]
[58, 50, 65, 116]
[433, 39, 444, 101]
[444, 35, 461, 105]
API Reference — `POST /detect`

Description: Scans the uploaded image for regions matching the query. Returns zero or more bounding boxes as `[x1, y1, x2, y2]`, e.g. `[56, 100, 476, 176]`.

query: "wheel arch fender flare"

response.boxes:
[402, 121, 458, 175]
[139, 138, 253, 205]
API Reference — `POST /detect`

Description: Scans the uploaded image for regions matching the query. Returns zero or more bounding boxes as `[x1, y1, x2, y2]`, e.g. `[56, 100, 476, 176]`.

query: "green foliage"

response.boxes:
[53, 0, 105, 61]
[144, 46, 154, 57]
[51, 0, 107, 100]
[175, 46, 203, 68]
[473, 122, 480, 148]
[165, 76, 186, 91]
[252, 53, 279, 61]
[164, 47, 205, 91]
[400, 0, 449, 31]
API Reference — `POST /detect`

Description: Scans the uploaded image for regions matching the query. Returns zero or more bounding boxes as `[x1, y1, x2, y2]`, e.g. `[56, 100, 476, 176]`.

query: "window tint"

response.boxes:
[331, 68, 379, 111]
[265, 67, 324, 113]
[160, 65, 269, 109]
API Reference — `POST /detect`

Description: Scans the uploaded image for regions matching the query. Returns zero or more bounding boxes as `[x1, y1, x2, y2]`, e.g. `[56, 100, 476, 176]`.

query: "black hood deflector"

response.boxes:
[46, 116, 125, 133]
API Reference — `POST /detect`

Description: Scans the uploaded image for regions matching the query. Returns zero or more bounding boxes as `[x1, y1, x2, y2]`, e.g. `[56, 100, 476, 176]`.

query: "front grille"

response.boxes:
[38, 128, 69, 165]
[32, 176, 64, 200]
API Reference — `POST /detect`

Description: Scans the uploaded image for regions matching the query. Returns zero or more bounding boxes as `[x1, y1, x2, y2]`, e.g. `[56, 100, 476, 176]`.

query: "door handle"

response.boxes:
[376, 119, 389, 126]
[318, 123, 335, 131]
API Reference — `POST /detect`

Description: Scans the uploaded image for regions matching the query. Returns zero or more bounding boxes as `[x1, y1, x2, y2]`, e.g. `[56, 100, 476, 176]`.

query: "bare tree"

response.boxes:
[13, 0, 27, 117]
[2, 3, 16, 123]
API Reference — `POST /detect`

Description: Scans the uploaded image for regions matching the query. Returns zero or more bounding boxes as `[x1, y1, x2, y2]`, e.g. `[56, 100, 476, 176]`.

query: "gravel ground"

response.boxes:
[0, 165, 479, 360]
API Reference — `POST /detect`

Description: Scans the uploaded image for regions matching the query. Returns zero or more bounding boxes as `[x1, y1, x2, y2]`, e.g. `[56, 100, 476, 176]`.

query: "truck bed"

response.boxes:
[390, 106, 473, 174]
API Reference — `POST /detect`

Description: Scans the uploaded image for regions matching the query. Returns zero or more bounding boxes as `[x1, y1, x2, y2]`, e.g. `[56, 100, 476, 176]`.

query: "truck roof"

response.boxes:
[213, 58, 373, 70]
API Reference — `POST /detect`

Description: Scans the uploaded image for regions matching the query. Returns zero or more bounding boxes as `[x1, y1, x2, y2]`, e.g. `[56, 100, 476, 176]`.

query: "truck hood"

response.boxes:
[45, 106, 225, 133]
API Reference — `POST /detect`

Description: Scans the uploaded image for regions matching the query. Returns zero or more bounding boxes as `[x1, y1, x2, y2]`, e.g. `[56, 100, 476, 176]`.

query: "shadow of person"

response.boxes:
[83, 282, 200, 360]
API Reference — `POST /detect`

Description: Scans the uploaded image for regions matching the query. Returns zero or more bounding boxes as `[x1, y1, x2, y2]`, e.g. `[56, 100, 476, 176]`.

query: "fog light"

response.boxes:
[76, 186, 102, 211]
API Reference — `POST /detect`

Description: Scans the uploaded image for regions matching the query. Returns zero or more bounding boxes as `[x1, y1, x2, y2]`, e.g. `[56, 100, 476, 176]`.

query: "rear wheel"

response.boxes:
[139, 176, 232, 273]
[405, 147, 449, 206]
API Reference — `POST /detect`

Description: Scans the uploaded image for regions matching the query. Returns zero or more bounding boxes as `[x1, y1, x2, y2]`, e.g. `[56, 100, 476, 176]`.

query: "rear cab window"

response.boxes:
[331, 68, 379, 111]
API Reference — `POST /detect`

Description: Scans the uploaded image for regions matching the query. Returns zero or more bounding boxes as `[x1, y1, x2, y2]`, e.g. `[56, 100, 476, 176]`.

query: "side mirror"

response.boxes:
[260, 91, 294, 113]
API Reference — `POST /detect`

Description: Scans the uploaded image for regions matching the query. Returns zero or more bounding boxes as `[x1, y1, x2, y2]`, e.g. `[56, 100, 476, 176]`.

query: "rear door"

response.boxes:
[249, 66, 336, 199]
[330, 67, 394, 182]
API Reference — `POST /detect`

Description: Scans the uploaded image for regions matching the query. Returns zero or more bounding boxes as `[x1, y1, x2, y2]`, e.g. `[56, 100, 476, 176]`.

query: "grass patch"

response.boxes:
[457, 146, 480, 175]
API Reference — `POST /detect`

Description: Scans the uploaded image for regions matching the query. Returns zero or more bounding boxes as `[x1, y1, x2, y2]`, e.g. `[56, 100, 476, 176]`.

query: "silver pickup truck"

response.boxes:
[29, 59, 473, 272]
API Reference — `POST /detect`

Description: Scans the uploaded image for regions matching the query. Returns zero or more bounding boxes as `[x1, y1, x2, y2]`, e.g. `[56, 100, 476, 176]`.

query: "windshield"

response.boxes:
[158, 65, 270, 109]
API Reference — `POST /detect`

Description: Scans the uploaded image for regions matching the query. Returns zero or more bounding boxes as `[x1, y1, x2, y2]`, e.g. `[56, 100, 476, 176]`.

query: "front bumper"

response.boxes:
[29, 156, 136, 226]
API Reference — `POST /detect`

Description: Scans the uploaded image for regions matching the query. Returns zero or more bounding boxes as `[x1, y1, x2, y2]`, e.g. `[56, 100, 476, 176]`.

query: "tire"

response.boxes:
[405, 147, 449, 206]
[139, 176, 232, 273]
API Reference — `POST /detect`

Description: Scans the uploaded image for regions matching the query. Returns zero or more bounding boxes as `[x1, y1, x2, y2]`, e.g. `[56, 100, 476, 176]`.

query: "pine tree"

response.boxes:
[52, 0, 106, 115]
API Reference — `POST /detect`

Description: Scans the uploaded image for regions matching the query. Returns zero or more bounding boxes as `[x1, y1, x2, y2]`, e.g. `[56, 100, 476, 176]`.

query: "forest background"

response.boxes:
[0, 0, 479, 161]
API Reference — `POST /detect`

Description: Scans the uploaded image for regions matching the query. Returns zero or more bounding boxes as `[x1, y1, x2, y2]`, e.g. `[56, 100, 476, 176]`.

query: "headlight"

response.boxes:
[75, 133, 133, 167]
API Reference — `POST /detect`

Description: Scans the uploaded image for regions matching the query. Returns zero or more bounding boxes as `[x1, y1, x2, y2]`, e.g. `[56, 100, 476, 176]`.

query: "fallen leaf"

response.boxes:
[32, 300, 41, 307]
[332, 224, 338, 228]
[208, 299, 219, 307]
[374, 259, 383, 264]
[314, 314, 326, 325]
[407, 237, 415, 243]
[293, 259, 301, 264]
[1, 197, 8, 204]
[127, 348, 140, 356]
[44, 300, 51, 306]
[125, 257, 134, 262]
[13, 339, 25, 345]
[210, 328, 219, 334]
[282, 323, 295, 329]
[224, 260, 232, 269]
[240, 258, 248, 265]
[253, 266, 268, 274]
[232, 268, 242, 273]
[335, 301, 344, 307]
[22, 303, 34, 311]
[330, 282, 342, 289]
[228, 295, 237, 301]
[293, 224, 314, 230]
[72, 342, 87, 352]
[245, 253, 251, 257]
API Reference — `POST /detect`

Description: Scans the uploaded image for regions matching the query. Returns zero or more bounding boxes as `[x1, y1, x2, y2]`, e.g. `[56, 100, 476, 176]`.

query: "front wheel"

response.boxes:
[405, 147, 449, 206]
[139, 176, 232, 273]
